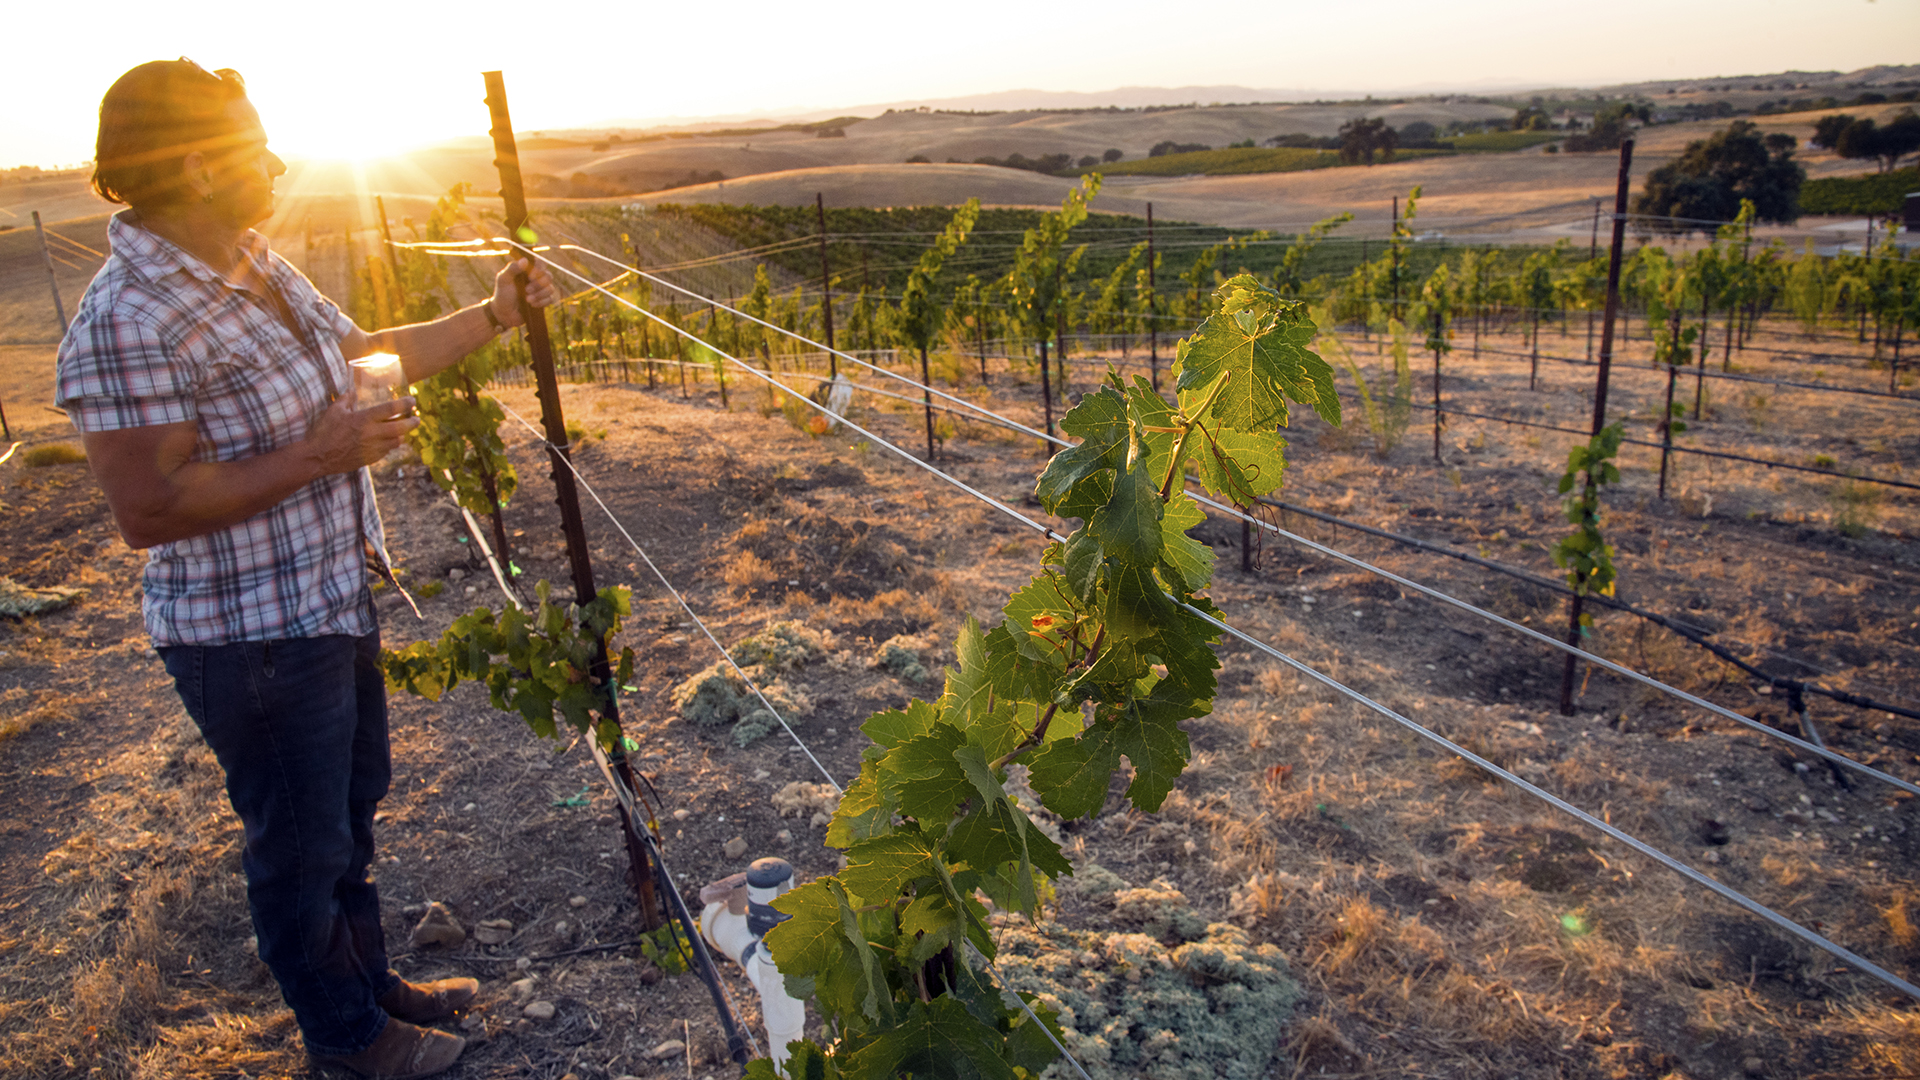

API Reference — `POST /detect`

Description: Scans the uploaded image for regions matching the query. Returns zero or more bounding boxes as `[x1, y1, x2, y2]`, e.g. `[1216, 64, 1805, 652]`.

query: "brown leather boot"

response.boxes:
[377, 977, 480, 1024]
[316, 1018, 466, 1079]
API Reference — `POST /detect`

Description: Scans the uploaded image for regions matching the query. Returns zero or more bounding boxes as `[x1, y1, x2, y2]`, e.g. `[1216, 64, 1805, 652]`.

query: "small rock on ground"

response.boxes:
[409, 902, 465, 949]
[473, 918, 515, 946]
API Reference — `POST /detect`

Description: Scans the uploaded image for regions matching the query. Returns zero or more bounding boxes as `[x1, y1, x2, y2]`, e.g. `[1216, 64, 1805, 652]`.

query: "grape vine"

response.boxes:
[748, 273, 1340, 1077]
[1553, 422, 1626, 616]
[382, 580, 636, 749]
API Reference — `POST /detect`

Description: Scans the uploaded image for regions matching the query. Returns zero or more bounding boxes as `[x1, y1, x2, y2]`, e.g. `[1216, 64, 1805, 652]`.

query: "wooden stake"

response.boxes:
[1391, 195, 1400, 322]
[376, 194, 407, 318]
[1054, 261, 1069, 403]
[706, 299, 728, 409]
[1432, 304, 1443, 463]
[1147, 202, 1159, 392]
[1561, 137, 1634, 717]
[483, 70, 660, 932]
[1658, 359, 1678, 499]
[816, 193, 836, 377]
[920, 345, 936, 461]
[32, 212, 69, 336]
[1038, 337, 1054, 445]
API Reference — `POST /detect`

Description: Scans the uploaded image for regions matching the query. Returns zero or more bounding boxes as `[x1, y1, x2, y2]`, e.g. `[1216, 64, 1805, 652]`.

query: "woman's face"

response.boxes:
[203, 96, 284, 228]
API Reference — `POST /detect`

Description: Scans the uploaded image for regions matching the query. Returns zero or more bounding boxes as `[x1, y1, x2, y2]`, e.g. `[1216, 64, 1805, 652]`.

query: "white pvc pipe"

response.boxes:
[700, 858, 805, 1073]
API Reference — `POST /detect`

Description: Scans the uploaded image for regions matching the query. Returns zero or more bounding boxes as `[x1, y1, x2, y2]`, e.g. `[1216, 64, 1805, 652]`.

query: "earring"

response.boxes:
[201, 172, 214, 204]
[202, 192, 216, 204]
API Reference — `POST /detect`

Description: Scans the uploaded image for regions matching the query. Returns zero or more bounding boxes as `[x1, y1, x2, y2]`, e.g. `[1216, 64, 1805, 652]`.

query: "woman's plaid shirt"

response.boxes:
[55, 211, 388, 646]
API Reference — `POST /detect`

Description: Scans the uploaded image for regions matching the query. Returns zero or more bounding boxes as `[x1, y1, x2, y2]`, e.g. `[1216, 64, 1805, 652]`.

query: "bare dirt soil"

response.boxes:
[1, 309, 1916, 1079]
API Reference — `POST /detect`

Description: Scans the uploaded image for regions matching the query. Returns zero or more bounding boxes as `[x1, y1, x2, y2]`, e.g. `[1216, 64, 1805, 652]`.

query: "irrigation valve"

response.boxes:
[698, 857, 802, 1068]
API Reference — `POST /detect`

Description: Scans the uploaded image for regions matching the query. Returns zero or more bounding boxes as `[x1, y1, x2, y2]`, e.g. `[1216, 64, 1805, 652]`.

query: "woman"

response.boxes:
[55, 58, 558, 1079]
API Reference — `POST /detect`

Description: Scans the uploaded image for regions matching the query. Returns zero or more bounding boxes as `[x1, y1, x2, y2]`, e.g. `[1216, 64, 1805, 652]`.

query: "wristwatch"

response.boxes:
[481, 299, 507, 335]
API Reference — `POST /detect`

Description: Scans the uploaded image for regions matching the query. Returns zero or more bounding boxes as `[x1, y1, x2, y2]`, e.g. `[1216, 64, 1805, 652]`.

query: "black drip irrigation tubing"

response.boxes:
[510, 354, 1048, 441]
[513, 342, 1920, 494]
[1255, 495, 1920, 729]
[1342, 390, 1920, 494]
[1472, 343, 1917, 403]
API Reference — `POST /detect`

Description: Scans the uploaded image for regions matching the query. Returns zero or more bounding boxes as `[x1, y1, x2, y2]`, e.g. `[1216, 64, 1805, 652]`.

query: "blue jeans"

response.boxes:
[160, 632, 398, 1056]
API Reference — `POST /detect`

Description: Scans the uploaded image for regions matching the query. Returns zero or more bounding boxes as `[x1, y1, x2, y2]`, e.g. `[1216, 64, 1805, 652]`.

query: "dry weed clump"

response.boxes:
[822, 582, 956, 632]
[1845, 1005, 1920, 1076]
[1319, 896, 1447, 977]
[1883, 890, 1919, 955]
[22, 443, 88, 467]
[0, 687, 74, 742]
[0, 720, 273, 1080]
[130, 1013, 301, 1080]
[722, 548, 778, 590]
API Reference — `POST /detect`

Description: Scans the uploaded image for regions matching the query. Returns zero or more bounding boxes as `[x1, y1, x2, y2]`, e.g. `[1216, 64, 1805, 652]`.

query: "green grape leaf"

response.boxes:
[1011, 694, 1082, 747]
[766, 878, 847, 999]
[948, 954, 1013, 1029]
[951, 743, 1007, 808]
[1004, 992, 1066, 1074]
[1034, 385, 1129, 516]
[1051, 467, 1113, 525]
[842, 997, 1016, 1080]
[843, 832, 939, 902]
[1112, 693, 1193, 812]
[1002, 574, 1080, 666]
[826, 761, 897, 848]
[879, 725, 972, 824]
[1088, 460, 1163, 569]
[1157, 492, 1215, 597]
[1191, 425, 1289, 506]
[755, 1040, 840, 1080]
[932, 862, 1000, 961]
[968, 846, 1036, 914]
[1124, 376, 1178, 464]
[1060, 634, 1146, 705]
[863, 698, 942, 749]
[1103, 560, 1178, 641]
[1175, 275, 1340, 429]
[1060, 527, 1105, 605]
[833, 879, 893, 1023]
[899, 891, 962, 964]
[939, 622, 1032, 759]
[1026, 723, 1122, 819]
[948, 746, 1066, 913]
[1150, 602, 1223, 704]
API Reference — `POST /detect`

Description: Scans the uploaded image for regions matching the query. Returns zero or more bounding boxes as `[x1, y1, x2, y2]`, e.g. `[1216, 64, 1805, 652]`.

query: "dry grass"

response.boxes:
[0, 719, 272, 1080]
[22, 443, 87, 468]
[1885, 891, 1918, 952]
[823, 584, 956, 632]
[0, 688, 73, 743]
[722, 548, 779, 590]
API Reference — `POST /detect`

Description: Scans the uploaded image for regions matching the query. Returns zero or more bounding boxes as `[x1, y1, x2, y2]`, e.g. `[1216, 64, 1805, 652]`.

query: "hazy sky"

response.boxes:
[4, 0, 1914, 169]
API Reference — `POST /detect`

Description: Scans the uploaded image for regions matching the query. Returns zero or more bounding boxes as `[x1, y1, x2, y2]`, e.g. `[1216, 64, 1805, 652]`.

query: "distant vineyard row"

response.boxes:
[1090, 145, 1455, 178]
[1799, 167, 1920, 215]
